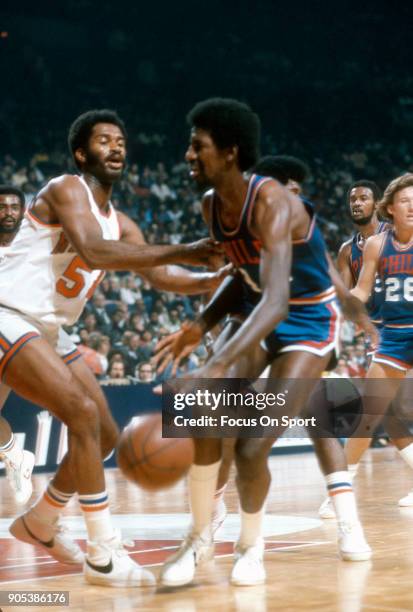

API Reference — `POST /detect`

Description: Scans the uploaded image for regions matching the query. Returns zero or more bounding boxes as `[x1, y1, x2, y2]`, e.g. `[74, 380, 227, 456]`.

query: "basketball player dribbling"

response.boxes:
[319, 180, 413, 519]
[155, 159, 380, 539]
[159, 98, 375, 588]
[0, 109, 225, 587]
[0, 185, 35, 505]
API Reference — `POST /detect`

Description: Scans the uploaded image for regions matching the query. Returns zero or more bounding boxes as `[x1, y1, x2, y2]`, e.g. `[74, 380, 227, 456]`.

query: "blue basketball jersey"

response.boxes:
[378, 230, 413, 327]
[349, 222, 387, 323]
[209, 174, 335, 306]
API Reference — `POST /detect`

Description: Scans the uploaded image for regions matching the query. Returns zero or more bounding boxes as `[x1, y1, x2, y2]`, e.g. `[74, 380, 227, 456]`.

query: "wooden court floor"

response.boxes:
[0, 447, 413, 611]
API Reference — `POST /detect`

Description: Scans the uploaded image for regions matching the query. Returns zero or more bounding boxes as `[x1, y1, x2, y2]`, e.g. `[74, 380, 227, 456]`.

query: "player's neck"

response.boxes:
[355, 215, 380, 239]
[82, 173, 113, 208]
[214, 172, 249, 213]
[393, 224, 413, 245]
[0, 232, 16, 247]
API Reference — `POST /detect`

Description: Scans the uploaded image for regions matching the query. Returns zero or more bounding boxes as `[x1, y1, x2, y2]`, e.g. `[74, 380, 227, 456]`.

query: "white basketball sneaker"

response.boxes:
[85, 529, 155, 587]
[10, 512, 84, 564]
[231, 538, 266, 586]
[318, 497, 336, 519]
[337, 521, 372, 562]
[160, 530, 214, 587]
[4, 449, 35, 505]
[398, 489, 413, 507]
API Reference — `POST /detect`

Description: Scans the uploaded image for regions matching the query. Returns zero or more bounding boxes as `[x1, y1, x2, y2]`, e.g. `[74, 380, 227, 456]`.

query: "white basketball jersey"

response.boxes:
[0, 176, 120, 327]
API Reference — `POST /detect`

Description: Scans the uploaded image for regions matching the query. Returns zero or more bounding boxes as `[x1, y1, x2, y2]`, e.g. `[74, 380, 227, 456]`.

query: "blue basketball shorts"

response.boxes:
[373, 325, 413, 372]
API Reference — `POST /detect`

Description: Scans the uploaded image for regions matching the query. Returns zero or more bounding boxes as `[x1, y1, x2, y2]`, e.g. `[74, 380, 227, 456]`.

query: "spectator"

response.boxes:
[77, 332, 104, 377]
[134, 362, 155, 383]
[129, 312, 146, 334]
[138, 330, 155, 362]
[101, 359, 131, 386]
[110, 306, 130, 342]
[120, 275, 142, 305]
[106, 275, 122, 302]
[150, 174, 176, 202]
[96, 335, 111, 375]
[123, 333, 141, 375]
[89, 292, 112, 335]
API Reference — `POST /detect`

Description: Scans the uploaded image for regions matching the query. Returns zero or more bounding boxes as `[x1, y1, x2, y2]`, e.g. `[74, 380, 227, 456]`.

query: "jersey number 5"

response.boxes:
[56, 256, 104, 299]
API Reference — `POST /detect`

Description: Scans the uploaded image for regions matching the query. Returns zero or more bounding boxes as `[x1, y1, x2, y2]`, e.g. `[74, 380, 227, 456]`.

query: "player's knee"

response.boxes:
[100, 420, 120, 456]
[234, 439, 268, 470]
[66, 394, 100, 437]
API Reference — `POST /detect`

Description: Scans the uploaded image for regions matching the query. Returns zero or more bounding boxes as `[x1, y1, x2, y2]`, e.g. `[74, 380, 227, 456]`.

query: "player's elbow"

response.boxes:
[76, 247, 104, 270]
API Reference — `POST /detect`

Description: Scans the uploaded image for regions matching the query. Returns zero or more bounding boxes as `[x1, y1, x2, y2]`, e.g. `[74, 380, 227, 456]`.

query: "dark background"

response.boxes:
[1, 1, 413, 162]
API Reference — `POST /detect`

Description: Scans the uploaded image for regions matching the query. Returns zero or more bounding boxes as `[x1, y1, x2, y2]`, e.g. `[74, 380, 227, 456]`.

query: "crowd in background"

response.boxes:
[2, 139, 412, 384]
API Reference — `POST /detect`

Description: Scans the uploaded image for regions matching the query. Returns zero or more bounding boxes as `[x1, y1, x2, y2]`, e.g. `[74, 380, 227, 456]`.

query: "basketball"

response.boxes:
[116, 413, 194, 491]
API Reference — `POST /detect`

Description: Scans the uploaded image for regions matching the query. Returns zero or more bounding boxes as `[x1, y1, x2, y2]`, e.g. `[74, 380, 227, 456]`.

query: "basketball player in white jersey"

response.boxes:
[0, 185, 35, 505]
[0, 109, 224, 587]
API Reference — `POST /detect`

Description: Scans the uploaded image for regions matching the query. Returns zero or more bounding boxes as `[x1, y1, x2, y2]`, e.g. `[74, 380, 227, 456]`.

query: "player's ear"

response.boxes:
[74, 148, 87, 167]
[226, 145, 238, 165]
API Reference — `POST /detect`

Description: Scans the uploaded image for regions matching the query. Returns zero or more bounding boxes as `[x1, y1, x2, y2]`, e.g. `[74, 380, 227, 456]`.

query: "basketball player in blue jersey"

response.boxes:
[157, 164, 381, 537]
[319, 180, 413, 519]
[159, 99, 375, 588]
[0, 109, 227, 588]
[350, 173, 413, 452]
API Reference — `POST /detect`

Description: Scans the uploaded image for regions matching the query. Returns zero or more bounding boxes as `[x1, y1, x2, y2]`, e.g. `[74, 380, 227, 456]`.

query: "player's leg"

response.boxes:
[6, 338, 153, 586]
[231, 350, 332, 585]
[160, 327, 269, 587]
[320, 341, 411, 518]
[382, 380, 413, 506]
[318, 434, 365, 519]
[24, 354, 120, 543]
[212, 318, 264, 531]
[0, 385, 35, 505]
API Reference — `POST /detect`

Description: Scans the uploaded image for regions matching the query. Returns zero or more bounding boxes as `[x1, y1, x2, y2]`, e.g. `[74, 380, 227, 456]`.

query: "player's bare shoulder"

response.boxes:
[337, 238, 352, 261]
[45, 174, 85, 201]
[32, 174, 90, 225]
[253, 178, 291, 214]
[364, 232, 386, 259]
[250, 178, 294, 232]
[201, 189, 214, 224]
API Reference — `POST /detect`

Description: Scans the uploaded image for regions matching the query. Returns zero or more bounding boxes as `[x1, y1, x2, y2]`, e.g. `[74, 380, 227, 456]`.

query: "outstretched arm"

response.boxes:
[118, 212, 230, 293]
[152, 273, 245, 374]
[42, 176, 221, 270]
[326, 252, 378, 344]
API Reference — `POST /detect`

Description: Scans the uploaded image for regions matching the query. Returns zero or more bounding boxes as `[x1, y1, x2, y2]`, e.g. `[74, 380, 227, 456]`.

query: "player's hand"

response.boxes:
[355, 315, 379, 349]
[183, 238, 224, 267]
[152, 321, 204, 376]
[206, 263, 234, 291]
[340, 295, 379, 348]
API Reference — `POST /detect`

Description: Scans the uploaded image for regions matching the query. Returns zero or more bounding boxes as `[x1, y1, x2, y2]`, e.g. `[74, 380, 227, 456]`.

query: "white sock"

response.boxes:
[348, 463, 359, 482]
[189, 460, 221, 537]
[398, 443, 413, 470]
[239, 507, 265, 547]
[212, 484, 227, 517]
[24, 483, 74, 541]
[326, 471, 359, 524]
[30, 482, 74, 524]
[79, 491, 114, 542]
